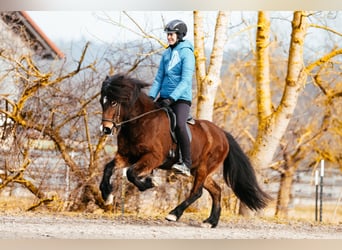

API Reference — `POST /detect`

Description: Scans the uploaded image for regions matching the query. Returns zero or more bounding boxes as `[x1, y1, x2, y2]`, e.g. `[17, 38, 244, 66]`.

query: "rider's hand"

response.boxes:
[160, 98, 174, 107]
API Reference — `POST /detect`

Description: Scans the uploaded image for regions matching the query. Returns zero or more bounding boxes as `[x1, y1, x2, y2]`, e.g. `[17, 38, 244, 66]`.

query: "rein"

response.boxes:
[102, 107, 165, 129]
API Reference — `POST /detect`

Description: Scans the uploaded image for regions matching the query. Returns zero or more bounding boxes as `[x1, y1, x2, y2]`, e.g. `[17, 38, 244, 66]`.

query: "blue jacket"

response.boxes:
[149, 40, 195, 102]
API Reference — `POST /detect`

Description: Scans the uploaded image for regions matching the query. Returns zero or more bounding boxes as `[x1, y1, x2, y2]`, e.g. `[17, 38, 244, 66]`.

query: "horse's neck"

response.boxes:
[133, 96, 155, 115]
[120, 97, 156, 133]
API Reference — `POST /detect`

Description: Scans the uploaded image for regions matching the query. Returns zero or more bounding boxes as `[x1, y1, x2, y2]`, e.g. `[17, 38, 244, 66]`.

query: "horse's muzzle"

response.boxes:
[103, 126, 112, 135]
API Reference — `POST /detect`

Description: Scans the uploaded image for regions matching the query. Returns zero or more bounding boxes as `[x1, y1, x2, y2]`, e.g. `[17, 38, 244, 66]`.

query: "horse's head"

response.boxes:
[100, 94, 119, 135]
[100, 74, 150, 134]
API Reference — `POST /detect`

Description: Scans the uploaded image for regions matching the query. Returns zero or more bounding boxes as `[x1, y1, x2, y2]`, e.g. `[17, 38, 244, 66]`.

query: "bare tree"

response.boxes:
[0, 43, 110, 211]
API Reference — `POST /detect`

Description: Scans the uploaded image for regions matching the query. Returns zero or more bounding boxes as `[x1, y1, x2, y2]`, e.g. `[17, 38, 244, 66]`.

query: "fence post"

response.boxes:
[315, 170, 319, 221]
[319, 159, 324, 222]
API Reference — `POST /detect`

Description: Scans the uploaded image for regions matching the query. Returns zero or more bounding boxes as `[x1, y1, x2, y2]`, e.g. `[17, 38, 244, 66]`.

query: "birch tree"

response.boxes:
[250, 11, 309, 170]
[251, 11, 342, 217]
[194, 11, 229, 121]
[274, 49, 342, 217]
[252, 10, 342, 167]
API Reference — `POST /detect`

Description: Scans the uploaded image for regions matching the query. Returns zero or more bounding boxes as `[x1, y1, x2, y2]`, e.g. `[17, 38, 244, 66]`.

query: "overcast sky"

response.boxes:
[26, 11, 342, 60]
[27, 11, 195, 43]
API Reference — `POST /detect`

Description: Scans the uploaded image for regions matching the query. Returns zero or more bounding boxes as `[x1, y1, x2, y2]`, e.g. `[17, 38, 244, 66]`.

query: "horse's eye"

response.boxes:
[111, 101, 118, 107]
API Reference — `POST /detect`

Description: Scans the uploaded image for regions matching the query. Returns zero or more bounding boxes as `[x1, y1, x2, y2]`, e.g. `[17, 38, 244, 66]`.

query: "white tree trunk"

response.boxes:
[194, 11, 229, 121]
[250, 11, 309, 170]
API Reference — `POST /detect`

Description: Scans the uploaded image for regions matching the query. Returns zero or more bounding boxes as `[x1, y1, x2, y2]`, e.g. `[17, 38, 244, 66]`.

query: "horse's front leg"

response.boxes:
[126, 167, 155, 191]
[100, 154, 128, 204]
[126, 153, 161, 191]
[99, 159, 115, 204]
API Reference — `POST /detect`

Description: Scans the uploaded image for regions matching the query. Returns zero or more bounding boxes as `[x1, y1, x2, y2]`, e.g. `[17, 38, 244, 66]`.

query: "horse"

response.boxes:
[99, 73, 271, 228]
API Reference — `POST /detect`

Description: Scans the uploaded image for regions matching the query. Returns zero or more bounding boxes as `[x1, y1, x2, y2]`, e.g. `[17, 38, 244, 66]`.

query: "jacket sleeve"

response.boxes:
[148, 56, 165, 98]
[169, 47, 195, 101]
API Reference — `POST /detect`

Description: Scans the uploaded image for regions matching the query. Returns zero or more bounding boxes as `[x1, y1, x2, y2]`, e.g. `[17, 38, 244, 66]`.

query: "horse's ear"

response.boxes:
[105, 75, 109, 80]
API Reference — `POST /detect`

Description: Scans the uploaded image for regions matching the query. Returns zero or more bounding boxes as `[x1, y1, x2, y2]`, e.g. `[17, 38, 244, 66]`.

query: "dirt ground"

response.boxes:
[0, 212, 341, 239]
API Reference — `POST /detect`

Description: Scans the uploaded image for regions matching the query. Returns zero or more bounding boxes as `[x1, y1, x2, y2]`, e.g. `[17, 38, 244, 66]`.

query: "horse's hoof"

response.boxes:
[151, 177, 160, 187]
[200, 222, 212, 228]
[152, 180, 158, 187]
[104, 193, 114, 205]
[141, 176, 158, 189]
[165, 214, 177, 222]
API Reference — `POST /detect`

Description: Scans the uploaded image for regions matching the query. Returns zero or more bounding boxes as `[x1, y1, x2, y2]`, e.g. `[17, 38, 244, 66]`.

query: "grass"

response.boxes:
[290, 203, 342, 224]
[0, 196, 341, 225]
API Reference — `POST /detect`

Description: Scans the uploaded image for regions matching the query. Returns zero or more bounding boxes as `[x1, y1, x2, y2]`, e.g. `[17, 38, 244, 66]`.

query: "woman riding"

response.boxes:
[148, 19, 195, 177]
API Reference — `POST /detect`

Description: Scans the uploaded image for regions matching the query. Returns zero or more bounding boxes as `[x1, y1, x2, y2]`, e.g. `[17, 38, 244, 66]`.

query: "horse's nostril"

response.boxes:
[103, 127, 112, 135]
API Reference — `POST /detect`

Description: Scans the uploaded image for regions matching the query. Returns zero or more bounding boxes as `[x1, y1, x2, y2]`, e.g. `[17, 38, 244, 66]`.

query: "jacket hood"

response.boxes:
[172, 40, 194, 51]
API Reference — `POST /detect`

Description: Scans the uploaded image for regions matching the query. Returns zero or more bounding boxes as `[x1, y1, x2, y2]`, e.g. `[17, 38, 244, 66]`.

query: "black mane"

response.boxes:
[101, 74, 151, 105]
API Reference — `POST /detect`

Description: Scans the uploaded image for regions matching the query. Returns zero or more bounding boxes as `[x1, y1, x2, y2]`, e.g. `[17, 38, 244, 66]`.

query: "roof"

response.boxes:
[0, 11, 65, 59]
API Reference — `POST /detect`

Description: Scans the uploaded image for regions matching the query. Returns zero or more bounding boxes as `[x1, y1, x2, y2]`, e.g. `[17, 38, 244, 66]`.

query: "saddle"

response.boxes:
[162, 107, 195, 144]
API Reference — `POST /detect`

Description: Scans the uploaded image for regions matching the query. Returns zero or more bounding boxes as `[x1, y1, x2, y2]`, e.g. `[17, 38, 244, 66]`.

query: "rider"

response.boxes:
[149, 19, 195, 177]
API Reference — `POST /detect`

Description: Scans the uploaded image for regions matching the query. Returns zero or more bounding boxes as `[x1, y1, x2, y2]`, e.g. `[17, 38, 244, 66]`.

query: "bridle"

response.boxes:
[101, 100, 164, 134]
[101, 100, 122, 130]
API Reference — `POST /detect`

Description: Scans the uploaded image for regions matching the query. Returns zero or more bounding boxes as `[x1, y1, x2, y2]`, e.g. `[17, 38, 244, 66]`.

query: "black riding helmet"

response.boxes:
[164, 19, 187, 40]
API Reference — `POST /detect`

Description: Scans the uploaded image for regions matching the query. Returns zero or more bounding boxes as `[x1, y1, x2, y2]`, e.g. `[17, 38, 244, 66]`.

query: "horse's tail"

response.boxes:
[223, 132, 271, 211]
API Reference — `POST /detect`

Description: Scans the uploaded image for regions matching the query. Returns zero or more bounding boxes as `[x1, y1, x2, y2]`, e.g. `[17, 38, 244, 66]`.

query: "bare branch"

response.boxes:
[306, 48, 342, 72]
[309, 24, 342, 37]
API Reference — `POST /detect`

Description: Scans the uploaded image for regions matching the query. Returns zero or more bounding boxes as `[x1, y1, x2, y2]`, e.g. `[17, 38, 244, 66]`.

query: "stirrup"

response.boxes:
[171, 162, 191, 177]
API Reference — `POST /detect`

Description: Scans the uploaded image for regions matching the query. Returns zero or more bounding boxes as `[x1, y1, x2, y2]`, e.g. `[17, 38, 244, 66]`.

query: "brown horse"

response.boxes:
[99, 73, 271, 228]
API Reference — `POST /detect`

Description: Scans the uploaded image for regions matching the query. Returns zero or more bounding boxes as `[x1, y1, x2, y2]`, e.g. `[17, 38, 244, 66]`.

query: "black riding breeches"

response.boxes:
[171, 102, 192, 167]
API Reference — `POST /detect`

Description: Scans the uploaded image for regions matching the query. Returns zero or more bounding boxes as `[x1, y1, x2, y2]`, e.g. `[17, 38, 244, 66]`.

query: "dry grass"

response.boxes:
[0, 196, 35, 212]
[290, 204, 342, 224]
[0, 196, 341, 225]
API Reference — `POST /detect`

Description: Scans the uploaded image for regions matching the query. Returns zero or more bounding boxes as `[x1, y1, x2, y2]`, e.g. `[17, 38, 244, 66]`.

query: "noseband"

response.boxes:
[102, 100, 122, 130]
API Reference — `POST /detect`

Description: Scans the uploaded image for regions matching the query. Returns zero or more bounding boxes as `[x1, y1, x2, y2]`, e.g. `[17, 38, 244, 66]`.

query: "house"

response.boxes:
[0, 11, 64, 145]
[0, 11, 64, 59]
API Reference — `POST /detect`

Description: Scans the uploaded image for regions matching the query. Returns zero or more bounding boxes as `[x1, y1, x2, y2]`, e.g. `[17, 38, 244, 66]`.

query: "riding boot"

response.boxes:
[179, 133, 192, 168]
[172, 126, 191, 176]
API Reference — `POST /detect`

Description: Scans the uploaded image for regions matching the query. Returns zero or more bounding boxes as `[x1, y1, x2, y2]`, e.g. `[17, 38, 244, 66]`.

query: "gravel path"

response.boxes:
[0, 213, 341, 239]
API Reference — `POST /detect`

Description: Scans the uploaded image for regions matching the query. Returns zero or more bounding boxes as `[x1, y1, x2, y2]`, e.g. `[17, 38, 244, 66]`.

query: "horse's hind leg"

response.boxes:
[165, 170, 206, 222]
[202, 176, 222, 228]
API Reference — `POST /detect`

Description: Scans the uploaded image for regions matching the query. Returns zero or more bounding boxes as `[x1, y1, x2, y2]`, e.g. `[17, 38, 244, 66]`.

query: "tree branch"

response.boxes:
[309, 24, 342, 37]
[306, 48, 342, 72]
